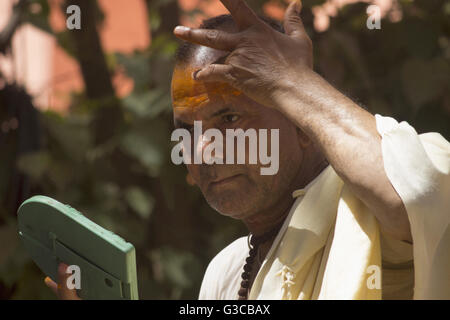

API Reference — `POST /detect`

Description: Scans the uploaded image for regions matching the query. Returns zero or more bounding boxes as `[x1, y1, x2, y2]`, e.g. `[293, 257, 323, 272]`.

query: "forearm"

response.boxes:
[274, 69, 377, 177]
[274, 69, 412, 241]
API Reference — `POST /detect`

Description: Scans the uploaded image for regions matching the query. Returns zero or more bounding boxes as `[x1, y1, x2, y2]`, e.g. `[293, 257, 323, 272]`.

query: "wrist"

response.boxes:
[270, 68, 361, 136]
[270, 67, 320, 119]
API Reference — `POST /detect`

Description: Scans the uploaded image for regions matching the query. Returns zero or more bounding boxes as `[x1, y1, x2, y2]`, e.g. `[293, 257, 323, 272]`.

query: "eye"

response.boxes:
[180, 124, 194, 133]
[222, 114, 240, 123]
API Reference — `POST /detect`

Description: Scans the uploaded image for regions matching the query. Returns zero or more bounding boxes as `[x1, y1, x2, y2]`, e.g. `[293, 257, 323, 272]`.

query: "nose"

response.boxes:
[194, 130, 224, 164]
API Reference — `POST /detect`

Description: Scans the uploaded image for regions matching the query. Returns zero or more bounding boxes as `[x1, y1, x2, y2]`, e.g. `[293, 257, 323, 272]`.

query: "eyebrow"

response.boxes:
[174, 106, 235, 128]
[174, 119, 192, 130]
[209, 107, 232, 119]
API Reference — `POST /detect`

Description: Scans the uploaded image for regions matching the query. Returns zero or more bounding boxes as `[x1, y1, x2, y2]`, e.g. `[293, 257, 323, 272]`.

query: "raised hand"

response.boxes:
[173, 0, 313, 110]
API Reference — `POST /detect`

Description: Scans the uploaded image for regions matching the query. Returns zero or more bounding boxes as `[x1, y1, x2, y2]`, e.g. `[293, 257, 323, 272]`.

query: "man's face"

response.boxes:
[171, 51, 306, 221]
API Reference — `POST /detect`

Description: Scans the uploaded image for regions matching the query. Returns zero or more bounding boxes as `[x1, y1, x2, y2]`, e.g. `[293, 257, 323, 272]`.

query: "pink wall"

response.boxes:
[47, 0, 150, 112]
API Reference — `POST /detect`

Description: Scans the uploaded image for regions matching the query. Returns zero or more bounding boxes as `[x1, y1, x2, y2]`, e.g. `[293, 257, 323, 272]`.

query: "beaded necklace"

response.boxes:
[237, 221, 284, 300]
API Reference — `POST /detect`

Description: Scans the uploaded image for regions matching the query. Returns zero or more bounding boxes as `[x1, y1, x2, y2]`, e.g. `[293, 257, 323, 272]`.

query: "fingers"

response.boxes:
[56, 263, 81, 300]
[174, 26, 240, 51]
[220, 0, 261, 30]
[283, 0, 306, 39]
[44, 263, 81, 300]
[195, 64, 235, 84]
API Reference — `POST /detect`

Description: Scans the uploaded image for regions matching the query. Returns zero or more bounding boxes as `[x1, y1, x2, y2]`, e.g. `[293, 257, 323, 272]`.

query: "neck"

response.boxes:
[243, 149, 328, 237]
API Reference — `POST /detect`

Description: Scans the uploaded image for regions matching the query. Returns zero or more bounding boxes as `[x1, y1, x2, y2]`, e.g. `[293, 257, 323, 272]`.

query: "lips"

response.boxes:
[209, 174, 243, 187]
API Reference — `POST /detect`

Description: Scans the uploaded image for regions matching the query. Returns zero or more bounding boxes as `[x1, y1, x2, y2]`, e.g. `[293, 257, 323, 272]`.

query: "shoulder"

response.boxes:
[375, 114, 450, 203]
[198, 236, 248, 300]
[375, 114, 450, 163]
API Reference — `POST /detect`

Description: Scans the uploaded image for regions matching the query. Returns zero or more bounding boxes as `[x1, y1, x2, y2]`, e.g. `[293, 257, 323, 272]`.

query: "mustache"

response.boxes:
[197, 164, 247, 184]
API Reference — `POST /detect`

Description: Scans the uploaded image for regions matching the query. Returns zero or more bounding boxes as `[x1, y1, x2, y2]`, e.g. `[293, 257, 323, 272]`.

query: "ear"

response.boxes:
[186, 172, 196, 186]
[296, 127, 311, 148]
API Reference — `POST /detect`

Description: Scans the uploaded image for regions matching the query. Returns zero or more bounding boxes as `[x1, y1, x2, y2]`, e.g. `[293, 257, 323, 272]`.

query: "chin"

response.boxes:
[204, 188, 260, 220]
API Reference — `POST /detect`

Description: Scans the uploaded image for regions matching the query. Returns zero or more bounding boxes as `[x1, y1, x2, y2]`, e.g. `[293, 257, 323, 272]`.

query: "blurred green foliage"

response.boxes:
[0, 0, 449, 299]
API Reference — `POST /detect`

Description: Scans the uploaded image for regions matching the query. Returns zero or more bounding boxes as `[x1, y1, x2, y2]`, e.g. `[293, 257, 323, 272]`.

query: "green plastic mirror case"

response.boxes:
[17, 195, 139, 300]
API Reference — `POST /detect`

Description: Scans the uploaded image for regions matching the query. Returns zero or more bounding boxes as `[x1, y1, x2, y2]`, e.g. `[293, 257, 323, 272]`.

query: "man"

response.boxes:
[47, 0, 449, 300]
[171, 0, 449, 300]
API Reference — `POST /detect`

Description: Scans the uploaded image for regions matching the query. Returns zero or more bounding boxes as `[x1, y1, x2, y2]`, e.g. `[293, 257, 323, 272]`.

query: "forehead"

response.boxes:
[171, 46, 244, 122]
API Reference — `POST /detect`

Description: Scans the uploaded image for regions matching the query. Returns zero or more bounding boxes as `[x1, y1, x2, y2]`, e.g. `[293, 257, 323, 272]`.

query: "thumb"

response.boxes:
[44, 276, 58, 295]
[283, 0, 306, 38]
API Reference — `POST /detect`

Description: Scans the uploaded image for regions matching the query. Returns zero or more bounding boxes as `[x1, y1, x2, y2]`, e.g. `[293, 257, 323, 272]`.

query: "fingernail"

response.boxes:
[192, 69, 201, 80]
[174, 26, 190, 35]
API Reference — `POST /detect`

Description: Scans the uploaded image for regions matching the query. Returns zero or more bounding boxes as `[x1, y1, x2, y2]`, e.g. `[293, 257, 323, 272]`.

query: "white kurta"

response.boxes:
[198, 114, 450, 300]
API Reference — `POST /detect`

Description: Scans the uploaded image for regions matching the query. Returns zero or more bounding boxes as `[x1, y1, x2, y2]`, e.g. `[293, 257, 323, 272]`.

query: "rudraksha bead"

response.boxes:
[241, 280, 250, 288]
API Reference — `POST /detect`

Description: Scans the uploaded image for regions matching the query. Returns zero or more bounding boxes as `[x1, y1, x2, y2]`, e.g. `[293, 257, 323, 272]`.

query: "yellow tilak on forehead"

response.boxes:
[171, 65, 242, 112]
